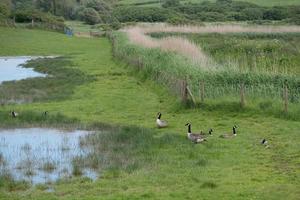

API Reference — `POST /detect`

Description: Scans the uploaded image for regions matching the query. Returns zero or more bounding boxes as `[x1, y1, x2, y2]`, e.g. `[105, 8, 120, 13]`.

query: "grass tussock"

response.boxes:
[78, 126, 182, 174]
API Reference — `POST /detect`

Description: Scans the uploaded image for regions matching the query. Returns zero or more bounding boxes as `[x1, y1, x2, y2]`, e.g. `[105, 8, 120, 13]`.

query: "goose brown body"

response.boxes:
[185, 123, 206, 143]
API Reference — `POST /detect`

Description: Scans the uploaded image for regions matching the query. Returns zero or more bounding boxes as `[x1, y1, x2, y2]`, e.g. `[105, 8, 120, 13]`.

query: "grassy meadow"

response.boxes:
[0, 26, 299, 199]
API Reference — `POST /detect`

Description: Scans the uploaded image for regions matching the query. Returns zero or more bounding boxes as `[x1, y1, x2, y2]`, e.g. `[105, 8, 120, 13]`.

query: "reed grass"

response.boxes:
[110, 30, 300, 119]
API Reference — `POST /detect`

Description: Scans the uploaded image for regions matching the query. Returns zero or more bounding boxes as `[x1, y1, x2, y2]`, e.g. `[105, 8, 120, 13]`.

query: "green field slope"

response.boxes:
[0, 27, 299, 199]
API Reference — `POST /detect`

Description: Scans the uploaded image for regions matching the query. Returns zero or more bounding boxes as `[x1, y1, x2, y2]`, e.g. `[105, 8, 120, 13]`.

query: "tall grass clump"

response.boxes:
[78, 126, 182, 174]
[109, 31, 300, 119]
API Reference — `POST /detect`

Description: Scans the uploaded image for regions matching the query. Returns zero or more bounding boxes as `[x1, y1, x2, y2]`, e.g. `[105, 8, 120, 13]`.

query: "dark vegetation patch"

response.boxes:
[78, 126, 185, 175]
[0, 57, 95, 105]
[114, 0, 300, 25]
[201, 181, 217, 189]
[0, 110, 79, 129]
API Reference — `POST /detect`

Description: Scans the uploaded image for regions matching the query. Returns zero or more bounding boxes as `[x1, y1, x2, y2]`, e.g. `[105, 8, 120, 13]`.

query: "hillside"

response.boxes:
[118, 0, 300, 7]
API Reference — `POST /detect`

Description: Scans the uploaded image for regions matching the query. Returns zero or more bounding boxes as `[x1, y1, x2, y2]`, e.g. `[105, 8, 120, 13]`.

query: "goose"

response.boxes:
[185, 123, 207, 143]
[220, 125, 238, 139]
[200, 128, 213, 136]
[44, 111, 48, 116]
[261, 138, 270, 148]
[156, 112, 168, 128]
[261, 139, 267, 145]
[11, 111, 18, 118]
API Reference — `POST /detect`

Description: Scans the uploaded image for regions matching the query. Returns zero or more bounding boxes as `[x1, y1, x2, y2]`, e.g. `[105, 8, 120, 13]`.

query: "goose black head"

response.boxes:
[233, 125, 238, 134]
[11, 111, 16, 118]
[157, 112, 162, 119]
[209, 128, 213, 135]
[261, 139, 267, 145]
[185, 123, 191, 126]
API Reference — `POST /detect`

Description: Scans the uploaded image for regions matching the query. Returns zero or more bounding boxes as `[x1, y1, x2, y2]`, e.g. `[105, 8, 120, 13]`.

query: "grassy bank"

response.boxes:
[111, 31, 300, 120]
[0, 27, 299, 199]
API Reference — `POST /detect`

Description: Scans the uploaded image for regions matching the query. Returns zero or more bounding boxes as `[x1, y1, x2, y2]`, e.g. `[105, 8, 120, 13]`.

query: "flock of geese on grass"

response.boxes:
[9, 110, 269, 147]
[156, 112, 269, 147]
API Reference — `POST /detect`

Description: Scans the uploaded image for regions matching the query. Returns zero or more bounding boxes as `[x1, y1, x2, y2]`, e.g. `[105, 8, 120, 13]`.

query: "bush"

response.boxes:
[113, 7, 170, 22]
[82, 7, 101, 25]
[241, 8, 264, 20]
[263, 8, 287, 20]
[0, 2, 10, 17]
[162, 0, 180, 8]
[197, 12, 227, 22]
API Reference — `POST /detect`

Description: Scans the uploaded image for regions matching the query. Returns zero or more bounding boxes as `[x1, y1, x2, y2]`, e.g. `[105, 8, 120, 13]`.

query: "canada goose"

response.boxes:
[156, 112, 168, 128]
[11, 111, 18, 118]
[261, 139, 270, 148]
[44, 111, 48, 116]
[185, 123, 207, 143]
[200, 128, 213, 136]
[261, 139, 267, 145]
[220, 125, 238, 139]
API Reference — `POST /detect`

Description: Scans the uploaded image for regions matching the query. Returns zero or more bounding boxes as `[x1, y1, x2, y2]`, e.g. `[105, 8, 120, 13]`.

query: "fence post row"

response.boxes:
[181, 80, 188, 104]
[283, 84, 288, 113]
[186, 86, 196, 105]
[199, 80, 205, 103]
[240, 82, 245, 108]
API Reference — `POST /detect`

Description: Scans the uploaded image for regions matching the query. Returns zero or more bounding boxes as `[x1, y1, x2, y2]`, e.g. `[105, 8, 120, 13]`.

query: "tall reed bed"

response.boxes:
[110, 31, 300, 119]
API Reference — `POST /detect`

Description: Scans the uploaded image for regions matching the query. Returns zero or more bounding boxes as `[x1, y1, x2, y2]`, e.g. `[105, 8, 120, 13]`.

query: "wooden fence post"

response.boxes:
[186, 86, 196, 106]
[283, 84, 288, 113]
[240, 82, 245, 108]
[199, 80, 205, 103]
[181, 79, 188, 104]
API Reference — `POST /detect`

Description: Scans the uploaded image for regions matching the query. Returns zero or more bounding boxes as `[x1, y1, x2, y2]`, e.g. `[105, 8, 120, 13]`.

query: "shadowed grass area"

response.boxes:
[0, 110, 79, 129]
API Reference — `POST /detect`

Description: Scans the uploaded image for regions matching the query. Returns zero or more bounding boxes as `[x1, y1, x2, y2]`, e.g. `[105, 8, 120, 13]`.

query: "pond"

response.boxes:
[0, 56, 46, 84]
[0, 128, 97, 185]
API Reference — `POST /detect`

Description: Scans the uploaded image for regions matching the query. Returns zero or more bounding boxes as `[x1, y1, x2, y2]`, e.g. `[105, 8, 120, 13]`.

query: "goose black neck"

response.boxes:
[187, 124, 191, 133]
[158, 113, 161, 119]
[233, 127, 236, 134]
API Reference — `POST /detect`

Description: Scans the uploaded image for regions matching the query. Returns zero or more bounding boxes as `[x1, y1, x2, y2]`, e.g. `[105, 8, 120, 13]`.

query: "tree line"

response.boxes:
[1, 0, 300, 29]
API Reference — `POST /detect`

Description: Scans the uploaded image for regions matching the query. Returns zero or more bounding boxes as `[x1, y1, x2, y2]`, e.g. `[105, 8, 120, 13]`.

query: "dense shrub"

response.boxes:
[162, 0, 180, 8]
[82, 7, 101, 25]
[263, 8, 288, 20]
[113, 7, 170, 22]
[241, 8, 264, 20]
[0, 2, 10, 17]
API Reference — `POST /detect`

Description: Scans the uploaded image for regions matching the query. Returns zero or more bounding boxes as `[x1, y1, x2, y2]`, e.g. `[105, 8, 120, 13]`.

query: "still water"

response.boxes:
[0, 57, 46, 84]
[0, 128, 97, 184]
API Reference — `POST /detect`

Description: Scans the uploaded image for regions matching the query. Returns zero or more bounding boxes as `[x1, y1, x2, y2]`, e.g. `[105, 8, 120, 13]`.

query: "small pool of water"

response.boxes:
[0, 57, 47, 84]
[0, 128, 97, 184]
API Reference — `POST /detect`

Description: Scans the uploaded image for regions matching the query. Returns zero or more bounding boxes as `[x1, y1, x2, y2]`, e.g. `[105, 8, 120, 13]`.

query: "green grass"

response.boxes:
[0, 27, 299, 199]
